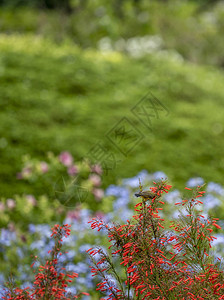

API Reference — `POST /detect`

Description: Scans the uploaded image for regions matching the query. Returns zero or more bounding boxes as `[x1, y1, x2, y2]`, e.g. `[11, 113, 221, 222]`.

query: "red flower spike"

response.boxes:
[85, 180, 224, 299]
[3, 223, 89, 299]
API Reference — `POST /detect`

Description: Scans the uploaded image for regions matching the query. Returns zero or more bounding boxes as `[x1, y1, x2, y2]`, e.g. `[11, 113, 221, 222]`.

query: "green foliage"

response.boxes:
[0, 194, 65, 231]
[0, 34, 224, 198]
[17, 152, 109, 210]
[0, 150, 114, 232]
[0, 1, 224, 66]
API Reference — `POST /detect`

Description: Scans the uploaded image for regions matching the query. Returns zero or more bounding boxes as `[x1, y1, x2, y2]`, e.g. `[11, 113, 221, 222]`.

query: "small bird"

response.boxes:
[135, 190, 156, 200]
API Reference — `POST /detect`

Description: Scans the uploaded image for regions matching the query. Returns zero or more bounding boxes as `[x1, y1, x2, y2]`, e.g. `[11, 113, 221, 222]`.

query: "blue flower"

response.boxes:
[79, 244, 93, 254]
[113, 197, 129, 211]
[30, 224, 51, 238]
[0, 229, 16, 246]
[58, 253, 67, 263]
[66, 263, 77, 272]
[77, 276, 87, 285]
[186, 177, 204, 187]
[18, 265, 31, 281]
[28, 224, 36, 233]
[66, 249, 76, 259]
[79, 209, 91, 219]
[211, 234, 224, 246]
[121, 170, 152, 188]
[85, 273, 95, 288]
[62, 233, 74, 245]
[202, 194, 221, 210]
[117, 208, 133, 222]
[71, 262, 89, 274]
[30, 240, 45, 250]
[164, 190, 181, 204]
[0, 273, 5, 285]
[153, 171, 167, 181]
[66, 286, 77, 295]
[105, 185, 129, 198]
[207, 182, 224, 196]
[105, 185, 121, 196]
[122, 176, 140, 188]
[137, 170, 153, 182]
[172, 207, 188, 219]
[21, 282, 31, 289]
[17, 248, 24, 259]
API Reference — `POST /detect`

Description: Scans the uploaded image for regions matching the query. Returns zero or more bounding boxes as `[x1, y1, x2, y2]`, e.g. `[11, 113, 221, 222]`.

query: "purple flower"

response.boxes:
[68, 165, 78, 176]
[95, 211, 105, 218]
[92, 188, 104, 201]
[40, 161, 49, 173]
[66, 209, 81, 221]
[6, 199, 16, 209]
[0, 202, 5, 212]
[105, 185, 129, 198]
[122, 170, 152, 188]
[21, 167, 32, 178]
[59, 151, 73, 167]
[26, 195, 37, 206]
[29, 224, 36, 233]
[186, 177, 204, 187]
[207, 182, 224, 196]
[153, 171, 167, 181]
[91, 164, 103, 175]
[164, 190, 181, 204]
[122, 176, 139, 188]
[0, 229, 16, 246]
[202, 194, 221, 211]
[16, 172, 23, 179]
[211, 234, 224, 247]
[89, 174, 101, 187]
[66, 286, 77, 295]
[172, 207, 188, 219]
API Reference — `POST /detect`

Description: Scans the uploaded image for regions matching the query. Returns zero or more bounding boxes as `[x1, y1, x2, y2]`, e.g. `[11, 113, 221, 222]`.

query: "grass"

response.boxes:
[0, 34, 224, 198]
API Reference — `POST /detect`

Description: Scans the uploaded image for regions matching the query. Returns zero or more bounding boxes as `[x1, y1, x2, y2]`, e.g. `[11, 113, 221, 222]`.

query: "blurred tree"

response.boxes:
[113, 0, 125, 18]
[0, 0, 73, 12]
[195, 0, 220, 13]
[0, 0, 34, 7]
[72, 0, 88, 14]
[0, 0, 221, 15]
[38, 0, 73, 13]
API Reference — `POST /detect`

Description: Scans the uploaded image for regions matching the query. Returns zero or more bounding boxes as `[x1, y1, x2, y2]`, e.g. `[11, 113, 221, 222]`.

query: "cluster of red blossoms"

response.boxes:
[2, 224, 89, 300]
[88, 180, 224, 299]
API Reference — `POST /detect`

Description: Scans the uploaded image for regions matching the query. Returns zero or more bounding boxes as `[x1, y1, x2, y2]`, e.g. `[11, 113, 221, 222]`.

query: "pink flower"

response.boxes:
[16, 172, 23, 179]
[22, 167, 32, 178]
[91, 164, 103, 175]
[6, 199, 16, 209]
[95, 211, 105, 220]
[92, 188, 104, 201]
[8, 222, 15, 231]
[89, 174, 101, 187]
[0, 202, 5, 212]
[59, 151, 73, 167]
[26, 195, 37, 206]
[68, 165, 78, 176]
[66, 208, 81, 220]
[40, 161, 49, 173]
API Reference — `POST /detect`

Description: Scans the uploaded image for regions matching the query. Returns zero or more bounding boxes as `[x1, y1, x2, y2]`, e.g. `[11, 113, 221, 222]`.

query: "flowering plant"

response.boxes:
[1, 224, 89, 300]
[1, 172, 224, 299]
[88, 179, 224, 299]
[16, 151, 105, 209]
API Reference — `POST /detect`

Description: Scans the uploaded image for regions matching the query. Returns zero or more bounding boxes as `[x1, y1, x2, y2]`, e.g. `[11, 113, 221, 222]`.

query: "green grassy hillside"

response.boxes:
[1, 34, 224, 197]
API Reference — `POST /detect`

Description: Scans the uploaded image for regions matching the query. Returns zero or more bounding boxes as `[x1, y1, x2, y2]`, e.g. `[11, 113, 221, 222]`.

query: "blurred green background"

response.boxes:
[1, 0, 224, 198]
